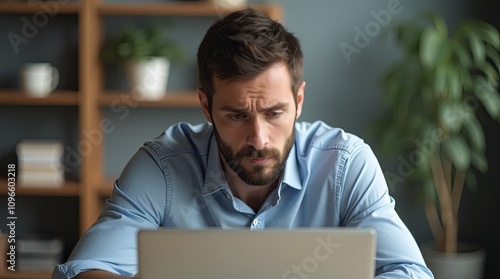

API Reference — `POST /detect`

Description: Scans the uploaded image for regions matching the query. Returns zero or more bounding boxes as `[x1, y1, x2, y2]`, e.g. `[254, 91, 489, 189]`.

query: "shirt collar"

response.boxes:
[281, 144, 303, 190]
[202, 132, 228, 196]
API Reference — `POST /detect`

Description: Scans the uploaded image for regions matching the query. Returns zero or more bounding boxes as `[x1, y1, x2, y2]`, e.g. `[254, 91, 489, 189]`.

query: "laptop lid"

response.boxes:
[138, 228, 376, 279]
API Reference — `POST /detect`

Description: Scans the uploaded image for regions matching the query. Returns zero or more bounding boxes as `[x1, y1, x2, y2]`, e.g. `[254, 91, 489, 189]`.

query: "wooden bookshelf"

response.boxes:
[98, 91, 199, 107]
[0, 1, 282, 277]
[97, 2, 282, 21]
[0, 90, 79, 106]
[0, 271, 51, 279]
[0, 2, 80, 14]
[0, 180, 79, 197]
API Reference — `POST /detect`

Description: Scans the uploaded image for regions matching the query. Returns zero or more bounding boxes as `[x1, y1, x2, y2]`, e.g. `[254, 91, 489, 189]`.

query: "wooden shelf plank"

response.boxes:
[0, 179, 79, 197]
[0, 2, 80, 14]
[99, 91, 199, 107]
[0, 271, 51, 279]
[0, 90, 79, 106]
[99, 2, 217, 16]
[98, 2, 278, 16]
[97, 3, 281, 20]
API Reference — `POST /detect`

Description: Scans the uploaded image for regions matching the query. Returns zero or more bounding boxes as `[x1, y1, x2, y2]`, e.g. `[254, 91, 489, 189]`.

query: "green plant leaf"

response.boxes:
[442, 135, 471, 170]
[479, 62, 500, 83]
[423, 11, 448, 37]
[463, 115, 485, 152]
[466, 19, 500, 48]
[439, 102, 463, 133]
[420, 27, 445, 69]
[434, 64, 447, 97]
[453, 43, 473, 68]
[447, 66, 462, 99]
[475, 77, 500, 119]
[100, 23, 184, 63]
[486, 45, 500, 72]
[467, 32, 486, 65]
[457, 67, 474, 93]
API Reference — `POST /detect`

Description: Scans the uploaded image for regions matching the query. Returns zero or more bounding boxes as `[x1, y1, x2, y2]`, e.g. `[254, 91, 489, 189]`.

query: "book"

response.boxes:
[16, 139, 65, 186]
[17, 236, 64, 271]
[17, 256, 62, 272]
[19, 166, 64, 187]
[18, 153, 63, 168]
[18, 237, 63, 255]
[16, 139, 63, 157]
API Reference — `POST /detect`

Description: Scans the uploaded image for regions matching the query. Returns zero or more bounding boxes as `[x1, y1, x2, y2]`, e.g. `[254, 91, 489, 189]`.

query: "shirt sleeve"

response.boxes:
[339, 144, 434, 279]
[52, 148, 167, 279]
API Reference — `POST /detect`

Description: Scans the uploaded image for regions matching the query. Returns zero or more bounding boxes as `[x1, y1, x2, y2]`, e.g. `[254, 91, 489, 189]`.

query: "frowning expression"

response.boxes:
[200, 62, 305, 186]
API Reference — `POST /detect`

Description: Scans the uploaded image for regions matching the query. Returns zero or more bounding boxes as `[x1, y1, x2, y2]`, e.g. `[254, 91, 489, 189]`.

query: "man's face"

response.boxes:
[200, 63, 305, 186]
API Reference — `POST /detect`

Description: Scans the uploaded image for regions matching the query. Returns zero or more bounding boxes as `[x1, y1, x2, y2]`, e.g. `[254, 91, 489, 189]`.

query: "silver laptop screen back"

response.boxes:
[138, 228, 376, 279]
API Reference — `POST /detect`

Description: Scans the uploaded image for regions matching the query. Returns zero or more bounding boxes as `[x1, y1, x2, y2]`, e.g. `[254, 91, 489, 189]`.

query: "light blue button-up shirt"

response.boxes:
[53, 121, 433, 279]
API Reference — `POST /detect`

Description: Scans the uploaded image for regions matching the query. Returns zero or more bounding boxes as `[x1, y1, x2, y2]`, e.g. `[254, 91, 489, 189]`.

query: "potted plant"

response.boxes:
[101, 24, 184, 100]
[372, 11, 499, 278]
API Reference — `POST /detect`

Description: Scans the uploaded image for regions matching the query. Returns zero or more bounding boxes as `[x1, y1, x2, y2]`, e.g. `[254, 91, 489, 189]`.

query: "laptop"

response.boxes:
[138, 228, 376, 279]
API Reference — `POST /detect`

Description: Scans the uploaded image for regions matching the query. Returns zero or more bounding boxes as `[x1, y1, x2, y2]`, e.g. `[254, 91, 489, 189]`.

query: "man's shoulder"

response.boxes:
[143, 122, 214, 157]
[294, 121, 365, 154]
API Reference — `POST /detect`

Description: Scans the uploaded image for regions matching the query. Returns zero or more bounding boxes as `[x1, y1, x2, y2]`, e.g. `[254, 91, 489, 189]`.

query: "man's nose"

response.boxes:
[246, 118, 268, 150]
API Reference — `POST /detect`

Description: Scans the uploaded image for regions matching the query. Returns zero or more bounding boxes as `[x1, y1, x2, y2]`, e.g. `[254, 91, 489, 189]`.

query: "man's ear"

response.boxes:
[198, 87, 212, 123]
[295, 81, 306, 120]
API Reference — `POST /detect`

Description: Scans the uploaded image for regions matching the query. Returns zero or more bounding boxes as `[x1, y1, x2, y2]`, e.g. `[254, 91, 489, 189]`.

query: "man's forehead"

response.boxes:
[217, 101, 290, 112]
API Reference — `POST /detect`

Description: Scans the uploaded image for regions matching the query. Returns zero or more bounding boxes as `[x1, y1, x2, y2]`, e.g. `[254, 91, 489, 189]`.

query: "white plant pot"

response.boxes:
[125, 57, 170, 100]
[209, 0, 247, 11]
[420, 241, 486, 279]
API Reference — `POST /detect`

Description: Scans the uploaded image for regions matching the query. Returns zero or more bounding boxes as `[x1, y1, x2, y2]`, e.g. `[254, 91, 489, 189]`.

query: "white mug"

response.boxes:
[21, 63, 60, 97]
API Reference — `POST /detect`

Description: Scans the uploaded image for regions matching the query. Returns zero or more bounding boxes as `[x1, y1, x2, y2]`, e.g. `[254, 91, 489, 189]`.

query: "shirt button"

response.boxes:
[226, 193, 231, 200]
[252, 219, 259, 226]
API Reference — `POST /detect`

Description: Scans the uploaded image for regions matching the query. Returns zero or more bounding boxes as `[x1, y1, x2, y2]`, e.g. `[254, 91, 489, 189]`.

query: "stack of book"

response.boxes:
[16, 139, 65, 187]
[17, 236, 64, 272]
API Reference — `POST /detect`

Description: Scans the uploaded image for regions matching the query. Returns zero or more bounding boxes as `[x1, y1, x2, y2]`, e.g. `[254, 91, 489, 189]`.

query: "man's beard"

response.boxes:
[213, 124, 295, 186]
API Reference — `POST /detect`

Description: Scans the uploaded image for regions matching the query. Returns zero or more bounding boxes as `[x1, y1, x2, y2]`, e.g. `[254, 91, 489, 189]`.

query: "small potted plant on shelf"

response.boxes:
[372, 11, 499, 278]
[100, 24, 184, 100]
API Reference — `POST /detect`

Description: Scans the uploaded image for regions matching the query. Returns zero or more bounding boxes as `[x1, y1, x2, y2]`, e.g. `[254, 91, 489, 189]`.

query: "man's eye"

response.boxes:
[228, 114, 246, 121]
[267, 111, 282, 118]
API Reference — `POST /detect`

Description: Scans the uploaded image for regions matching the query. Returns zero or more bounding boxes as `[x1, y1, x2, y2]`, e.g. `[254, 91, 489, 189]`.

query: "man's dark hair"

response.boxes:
[197, 8, 303, 109]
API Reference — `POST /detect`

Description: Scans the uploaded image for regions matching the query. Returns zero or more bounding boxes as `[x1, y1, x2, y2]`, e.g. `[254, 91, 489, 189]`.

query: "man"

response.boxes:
[53, 8, 433, 279]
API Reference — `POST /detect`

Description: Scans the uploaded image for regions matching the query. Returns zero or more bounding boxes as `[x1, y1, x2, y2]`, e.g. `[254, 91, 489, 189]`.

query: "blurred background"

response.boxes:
[0, 0, 498, 278]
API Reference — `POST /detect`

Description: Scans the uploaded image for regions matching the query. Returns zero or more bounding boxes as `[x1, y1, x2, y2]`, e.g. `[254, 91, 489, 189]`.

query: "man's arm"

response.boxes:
[340, 144, 434, 278]
[52, 148, 167, 279]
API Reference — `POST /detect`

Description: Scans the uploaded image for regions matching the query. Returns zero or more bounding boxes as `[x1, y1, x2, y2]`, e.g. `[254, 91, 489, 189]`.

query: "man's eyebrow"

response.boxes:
[218, 102, 289, 113]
